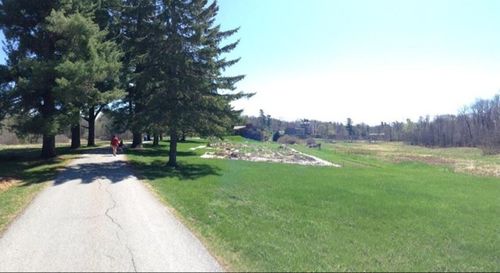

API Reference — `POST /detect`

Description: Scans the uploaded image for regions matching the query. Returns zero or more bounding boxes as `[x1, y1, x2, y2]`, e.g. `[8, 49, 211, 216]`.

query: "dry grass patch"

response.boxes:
[389, 154, 456, 165]
[328, 142, 500, 177]
[0, 177, 20, 192]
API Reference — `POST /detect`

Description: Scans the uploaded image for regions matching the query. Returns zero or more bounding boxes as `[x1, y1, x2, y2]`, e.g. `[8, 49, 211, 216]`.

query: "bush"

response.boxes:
[237, 127, 265, 141]
[306, 138, 316, 145]
[278, 135, 299, 145]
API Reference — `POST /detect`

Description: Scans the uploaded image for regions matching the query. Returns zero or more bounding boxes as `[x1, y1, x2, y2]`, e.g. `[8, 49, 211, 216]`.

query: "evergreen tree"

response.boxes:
[0, 0, 63, 158]
[259, 109, 266, 128]
[0, 0, 122, 155]
[111, 0, 158, 148]
[346, 118, 354, 141]
[150, 0, 250, 166]
[48, 9, 123, 148]
[81, 0, 123, 147]
[0, 65, 13, 129]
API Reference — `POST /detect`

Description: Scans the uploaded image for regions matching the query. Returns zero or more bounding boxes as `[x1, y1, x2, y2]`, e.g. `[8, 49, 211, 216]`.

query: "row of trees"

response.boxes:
[245, 112, 407, 142]
[0, 0, 249, 166]
[406, 95, 500, 152]
[245, 94, 500, 153]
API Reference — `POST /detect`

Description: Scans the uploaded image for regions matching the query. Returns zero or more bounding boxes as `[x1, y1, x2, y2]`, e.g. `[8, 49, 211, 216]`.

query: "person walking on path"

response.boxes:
[111, 135, 120, 156]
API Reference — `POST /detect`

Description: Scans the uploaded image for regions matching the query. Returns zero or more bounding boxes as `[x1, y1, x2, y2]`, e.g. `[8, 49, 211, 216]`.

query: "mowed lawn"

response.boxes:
[127, 139, 499, 271]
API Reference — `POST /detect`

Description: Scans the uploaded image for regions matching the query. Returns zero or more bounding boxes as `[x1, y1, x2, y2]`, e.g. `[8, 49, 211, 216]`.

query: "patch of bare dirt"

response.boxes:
[0, 177, 20, 192]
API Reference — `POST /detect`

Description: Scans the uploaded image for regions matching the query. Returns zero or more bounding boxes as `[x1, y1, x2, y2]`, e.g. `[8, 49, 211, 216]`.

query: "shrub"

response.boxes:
[237, 127, 265, 141]
[278, 135, 299, 145]
[306, 138, 316, 145]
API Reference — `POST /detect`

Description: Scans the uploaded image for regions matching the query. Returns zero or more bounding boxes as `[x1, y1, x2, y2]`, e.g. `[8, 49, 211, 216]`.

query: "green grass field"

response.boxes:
[0, 143, 105, 233]
[127, 139, 499, 271]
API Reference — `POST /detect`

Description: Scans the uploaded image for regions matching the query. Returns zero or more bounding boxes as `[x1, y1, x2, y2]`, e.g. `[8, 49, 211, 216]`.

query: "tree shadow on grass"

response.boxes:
[0, 146, 111, 187]
[125, 144, 219, 181]
[0, 147, 73, 186]
[3, 158, 65, 187]
[0, 146, 72, 161]
[126, 147, 196, 158]
[131, 159, 221, 181]
[177, 139, 205, 144]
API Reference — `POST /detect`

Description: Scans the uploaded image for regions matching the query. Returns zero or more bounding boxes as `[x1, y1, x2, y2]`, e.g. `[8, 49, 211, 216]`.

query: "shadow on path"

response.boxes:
[54, 160, 134, 185]
[33, 144, 222, 186]
[80, 147, 114, 155]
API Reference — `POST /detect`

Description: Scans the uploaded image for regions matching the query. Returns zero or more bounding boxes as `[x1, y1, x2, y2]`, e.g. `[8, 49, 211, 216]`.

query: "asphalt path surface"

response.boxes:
[0, 148, 222, 272]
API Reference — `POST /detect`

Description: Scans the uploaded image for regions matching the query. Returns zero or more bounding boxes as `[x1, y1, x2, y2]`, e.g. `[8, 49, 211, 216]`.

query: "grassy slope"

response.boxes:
[127, 140, 499, 271]
[0, 144, 103, 232]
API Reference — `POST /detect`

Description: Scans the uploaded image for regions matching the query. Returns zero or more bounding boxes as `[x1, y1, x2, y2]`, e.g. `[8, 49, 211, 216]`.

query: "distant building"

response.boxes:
[369, 133, 385, 142]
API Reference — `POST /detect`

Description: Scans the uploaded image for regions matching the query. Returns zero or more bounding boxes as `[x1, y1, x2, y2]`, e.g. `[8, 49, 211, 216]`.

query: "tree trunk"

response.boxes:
[41, 134, 56, 158]
[153, 134, 159, 146]
[87, 106, 96, 146]
[159, 133, 163, 141]
[40, 89, 56, 158]
[180, 131, 186, 142]
[132, 131, 142, 148]
[71, 124, 81, 149]
[167, 131, 178, 167]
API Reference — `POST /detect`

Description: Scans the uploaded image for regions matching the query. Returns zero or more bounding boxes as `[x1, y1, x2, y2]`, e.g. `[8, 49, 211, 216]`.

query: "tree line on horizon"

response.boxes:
[0, 0, 249, 166]
[244, 93, 500, 154]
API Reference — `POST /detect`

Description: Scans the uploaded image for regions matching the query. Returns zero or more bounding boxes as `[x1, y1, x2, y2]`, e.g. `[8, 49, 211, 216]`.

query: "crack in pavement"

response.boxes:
[103, 181, 138, 272]
[126, 244, 138, 272]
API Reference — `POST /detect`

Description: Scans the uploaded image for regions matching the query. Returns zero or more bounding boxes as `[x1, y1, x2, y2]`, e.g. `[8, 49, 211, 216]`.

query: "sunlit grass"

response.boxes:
[127, 139, 499, 271]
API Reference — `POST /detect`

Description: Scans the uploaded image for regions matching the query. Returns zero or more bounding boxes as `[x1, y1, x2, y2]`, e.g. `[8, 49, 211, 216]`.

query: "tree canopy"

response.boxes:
[0, 0, 248, 162]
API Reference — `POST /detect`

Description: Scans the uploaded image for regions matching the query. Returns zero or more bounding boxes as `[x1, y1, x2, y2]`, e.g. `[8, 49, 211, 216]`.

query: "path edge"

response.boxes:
[0, 154, 78, 239]
[123, 153, 231, 272]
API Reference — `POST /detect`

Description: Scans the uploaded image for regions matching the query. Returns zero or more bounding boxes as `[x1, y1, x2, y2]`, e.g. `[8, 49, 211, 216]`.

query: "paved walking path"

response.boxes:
[0, 149, 222, 272]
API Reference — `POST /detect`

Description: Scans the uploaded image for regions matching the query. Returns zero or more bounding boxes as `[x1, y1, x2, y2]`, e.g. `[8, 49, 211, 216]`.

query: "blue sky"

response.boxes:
[1, 1, 500, 125]
[216, 0, 500, 124]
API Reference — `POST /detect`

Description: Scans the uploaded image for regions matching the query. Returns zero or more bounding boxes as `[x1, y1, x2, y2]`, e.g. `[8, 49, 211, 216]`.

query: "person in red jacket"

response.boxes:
[110, 135, 120, 156]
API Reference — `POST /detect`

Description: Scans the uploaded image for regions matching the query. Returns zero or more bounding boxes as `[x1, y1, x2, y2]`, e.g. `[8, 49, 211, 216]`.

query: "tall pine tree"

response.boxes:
[82, 0, 123, 147]
[111, 0, 158, 148]
[150, 0, 250, 166]
[0, 0, 63, 158]
[48, 9, 123, 148]
[0, 0, 122, 156]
